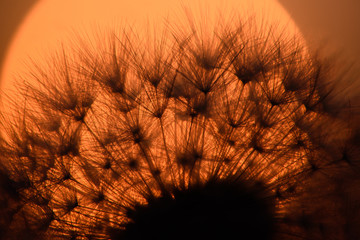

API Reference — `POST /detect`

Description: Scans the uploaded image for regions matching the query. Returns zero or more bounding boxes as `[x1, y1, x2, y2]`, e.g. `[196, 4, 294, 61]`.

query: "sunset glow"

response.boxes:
[2, 1, 359, 240]
[1, 0, 299, 104]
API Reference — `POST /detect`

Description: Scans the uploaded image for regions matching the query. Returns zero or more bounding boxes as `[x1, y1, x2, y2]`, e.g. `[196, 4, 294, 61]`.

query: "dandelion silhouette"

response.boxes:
[1, 11, 360, 240]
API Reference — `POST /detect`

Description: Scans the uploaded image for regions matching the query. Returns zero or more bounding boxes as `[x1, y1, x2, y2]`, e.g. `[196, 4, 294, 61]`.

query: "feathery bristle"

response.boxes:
[1, 11, 360, 240]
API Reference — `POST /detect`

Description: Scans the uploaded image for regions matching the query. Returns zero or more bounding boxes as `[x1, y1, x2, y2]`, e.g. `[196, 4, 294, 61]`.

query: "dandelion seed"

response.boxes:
[1, 9, 360, 240]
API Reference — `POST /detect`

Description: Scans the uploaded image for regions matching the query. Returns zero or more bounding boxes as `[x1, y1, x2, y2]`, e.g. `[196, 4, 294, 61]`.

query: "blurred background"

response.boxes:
[0, 0, 37, 82]
[279, 0, 360, 105]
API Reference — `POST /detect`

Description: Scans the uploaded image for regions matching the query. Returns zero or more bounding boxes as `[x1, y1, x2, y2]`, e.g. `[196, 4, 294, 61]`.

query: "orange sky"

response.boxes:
[0, 0, 37, 80]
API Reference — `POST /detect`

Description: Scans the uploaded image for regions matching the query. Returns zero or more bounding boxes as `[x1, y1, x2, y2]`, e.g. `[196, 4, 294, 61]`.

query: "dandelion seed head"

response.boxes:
[0, 7, 360, 240]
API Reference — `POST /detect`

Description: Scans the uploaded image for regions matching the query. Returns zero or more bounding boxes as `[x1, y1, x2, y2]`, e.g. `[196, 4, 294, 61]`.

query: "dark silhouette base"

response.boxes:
[113, 179, 274, 240]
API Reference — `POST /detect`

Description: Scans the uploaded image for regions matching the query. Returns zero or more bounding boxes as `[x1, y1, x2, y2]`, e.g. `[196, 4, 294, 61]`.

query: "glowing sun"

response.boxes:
[0, 0, 299, 106]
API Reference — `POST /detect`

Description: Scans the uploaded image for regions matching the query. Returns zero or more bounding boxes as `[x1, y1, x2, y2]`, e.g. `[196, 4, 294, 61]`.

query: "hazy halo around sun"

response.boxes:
[0, 0, 300, 106]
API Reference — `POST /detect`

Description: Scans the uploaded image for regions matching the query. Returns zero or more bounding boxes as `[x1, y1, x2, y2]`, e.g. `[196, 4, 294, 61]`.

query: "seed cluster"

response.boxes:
[0, 15, 359, 240]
